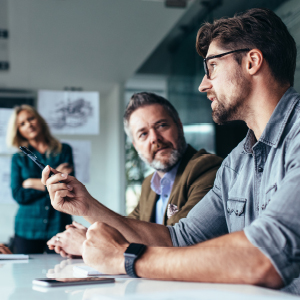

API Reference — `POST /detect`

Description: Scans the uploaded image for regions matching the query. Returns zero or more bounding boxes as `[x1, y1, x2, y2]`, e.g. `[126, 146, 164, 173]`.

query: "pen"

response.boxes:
[19, 146, 56, 177]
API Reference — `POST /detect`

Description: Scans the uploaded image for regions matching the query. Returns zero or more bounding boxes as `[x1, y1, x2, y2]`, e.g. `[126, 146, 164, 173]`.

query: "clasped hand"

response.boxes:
[48, 221, 130, 275]
[47, 221, 87, 258]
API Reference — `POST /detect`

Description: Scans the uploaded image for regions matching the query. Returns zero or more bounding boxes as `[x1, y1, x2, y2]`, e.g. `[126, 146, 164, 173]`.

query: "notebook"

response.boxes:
[0, 254, 29, 260]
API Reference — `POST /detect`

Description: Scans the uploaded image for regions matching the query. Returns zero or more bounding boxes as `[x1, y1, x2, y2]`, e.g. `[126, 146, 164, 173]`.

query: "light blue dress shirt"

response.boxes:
[151, 162, 180, 224]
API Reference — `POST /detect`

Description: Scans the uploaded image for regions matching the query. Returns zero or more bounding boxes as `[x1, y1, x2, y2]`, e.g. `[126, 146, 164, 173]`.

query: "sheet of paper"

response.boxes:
[61, 139, 91, 183]
[0, 108, 17, 154]
[0, 254, 29, 260]
[37, 90, 99, 135]
[0, 157, 14, 204]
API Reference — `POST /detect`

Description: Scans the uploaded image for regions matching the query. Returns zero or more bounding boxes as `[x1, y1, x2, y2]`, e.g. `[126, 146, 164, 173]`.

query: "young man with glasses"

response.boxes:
[42, 8, 300, 289]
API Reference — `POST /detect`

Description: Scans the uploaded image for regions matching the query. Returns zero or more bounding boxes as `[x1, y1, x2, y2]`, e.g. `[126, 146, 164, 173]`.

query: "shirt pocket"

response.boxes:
[262, 183, 277, 211]
[226, 198, 247, 232]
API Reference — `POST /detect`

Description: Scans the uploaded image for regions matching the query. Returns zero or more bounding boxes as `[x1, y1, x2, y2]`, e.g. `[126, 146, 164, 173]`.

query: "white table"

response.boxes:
[0, 254, 299, 300]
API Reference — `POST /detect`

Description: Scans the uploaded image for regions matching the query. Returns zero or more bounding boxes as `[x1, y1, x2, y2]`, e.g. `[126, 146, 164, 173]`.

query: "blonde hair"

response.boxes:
[6, 105, 62, 155]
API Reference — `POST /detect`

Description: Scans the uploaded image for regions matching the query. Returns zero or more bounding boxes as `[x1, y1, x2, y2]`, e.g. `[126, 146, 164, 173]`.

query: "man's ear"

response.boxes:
[246, 49, 263, 76]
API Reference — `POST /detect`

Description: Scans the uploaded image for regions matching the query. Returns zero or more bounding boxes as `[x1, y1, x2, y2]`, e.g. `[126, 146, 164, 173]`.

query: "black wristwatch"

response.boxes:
[124, 243, 146, 278]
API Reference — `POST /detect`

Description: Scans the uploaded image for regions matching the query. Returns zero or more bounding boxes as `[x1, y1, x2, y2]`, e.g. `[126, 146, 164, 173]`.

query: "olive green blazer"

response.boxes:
[127, 145, 223, 226]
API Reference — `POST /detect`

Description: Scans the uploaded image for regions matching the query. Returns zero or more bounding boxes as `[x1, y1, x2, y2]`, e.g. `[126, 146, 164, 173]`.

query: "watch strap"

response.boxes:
[124, 243, 146, 278]
[125, 255, 139, 278]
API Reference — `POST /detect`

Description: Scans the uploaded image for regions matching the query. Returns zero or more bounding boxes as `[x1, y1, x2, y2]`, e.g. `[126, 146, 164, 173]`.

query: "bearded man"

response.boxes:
[125, 92, 222, 225]
[47, 92, 222, 257]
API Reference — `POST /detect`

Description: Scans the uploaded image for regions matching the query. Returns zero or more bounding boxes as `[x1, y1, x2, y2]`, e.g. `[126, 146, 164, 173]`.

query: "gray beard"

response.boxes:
[138, 134, 186, 173]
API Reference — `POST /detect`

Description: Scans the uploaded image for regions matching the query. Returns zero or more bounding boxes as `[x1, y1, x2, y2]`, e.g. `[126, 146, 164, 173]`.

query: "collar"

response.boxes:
[242, 87, 300, 154]
[150, 159, 181, 195]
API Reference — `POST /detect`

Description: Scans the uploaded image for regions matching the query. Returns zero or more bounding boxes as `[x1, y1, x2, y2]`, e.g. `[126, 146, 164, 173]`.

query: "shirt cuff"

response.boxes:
[167, 225, 179, 247]
[244, 220, 300, 286]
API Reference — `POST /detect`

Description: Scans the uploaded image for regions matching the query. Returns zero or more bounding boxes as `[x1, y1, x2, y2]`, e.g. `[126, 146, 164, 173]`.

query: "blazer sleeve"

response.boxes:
[167, 155, 223, 225]
[127, 200, 141, 220]
[10, 154, 47, 205]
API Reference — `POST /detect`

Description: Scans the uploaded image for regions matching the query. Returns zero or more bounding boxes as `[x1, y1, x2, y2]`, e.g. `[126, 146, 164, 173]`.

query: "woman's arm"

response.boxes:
[22, 178, 45, 191]
[11, 154, 47, 204]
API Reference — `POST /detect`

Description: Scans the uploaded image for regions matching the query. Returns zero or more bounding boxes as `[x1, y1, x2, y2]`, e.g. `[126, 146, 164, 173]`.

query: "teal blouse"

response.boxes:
[11, 143, 74, 240]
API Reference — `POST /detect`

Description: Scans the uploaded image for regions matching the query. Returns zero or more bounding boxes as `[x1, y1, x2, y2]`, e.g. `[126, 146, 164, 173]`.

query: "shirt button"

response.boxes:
[227, 208, 230, 213]
[43, 219, 48, 224]
[164, 194, 168, 198]
[258, 167, 263, 172]
[45, 206, 49, 210]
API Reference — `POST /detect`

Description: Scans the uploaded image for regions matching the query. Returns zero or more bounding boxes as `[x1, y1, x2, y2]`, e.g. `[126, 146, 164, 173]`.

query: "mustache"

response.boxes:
[151, 142, 174, 158]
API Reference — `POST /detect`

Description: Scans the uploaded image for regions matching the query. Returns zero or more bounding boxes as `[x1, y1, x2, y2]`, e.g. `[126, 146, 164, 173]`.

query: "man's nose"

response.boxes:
[149, 129, 160, 144]
[199, 75, 212, 93]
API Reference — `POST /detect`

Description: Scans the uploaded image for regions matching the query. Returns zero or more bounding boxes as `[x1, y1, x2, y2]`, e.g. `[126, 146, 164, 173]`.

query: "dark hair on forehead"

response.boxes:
[123, 92, 181, 138]
[196, 8, 297, 86]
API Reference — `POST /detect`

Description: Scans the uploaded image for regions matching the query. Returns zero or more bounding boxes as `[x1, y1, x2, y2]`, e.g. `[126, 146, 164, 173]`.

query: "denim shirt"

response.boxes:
[168, 87, 300, 286]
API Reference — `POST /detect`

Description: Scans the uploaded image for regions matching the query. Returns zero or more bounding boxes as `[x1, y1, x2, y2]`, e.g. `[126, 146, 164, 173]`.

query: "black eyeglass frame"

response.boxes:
[203, 48, 251, 79]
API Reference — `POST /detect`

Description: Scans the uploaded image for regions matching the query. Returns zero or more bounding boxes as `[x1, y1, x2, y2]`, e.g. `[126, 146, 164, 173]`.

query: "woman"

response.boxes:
[7, 105, 74, 254]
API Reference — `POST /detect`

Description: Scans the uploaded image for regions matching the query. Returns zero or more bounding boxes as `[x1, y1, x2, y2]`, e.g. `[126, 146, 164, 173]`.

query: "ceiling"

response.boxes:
[0, 0, 196, 96]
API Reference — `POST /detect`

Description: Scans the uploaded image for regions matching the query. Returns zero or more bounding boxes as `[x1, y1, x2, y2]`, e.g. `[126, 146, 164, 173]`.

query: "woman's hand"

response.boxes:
[22, 178, 46, 191]
[56, 163, 73, 175]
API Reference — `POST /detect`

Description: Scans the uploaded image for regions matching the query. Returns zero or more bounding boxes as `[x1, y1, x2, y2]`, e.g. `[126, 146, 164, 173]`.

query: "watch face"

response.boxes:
[124, 243, 145, 256]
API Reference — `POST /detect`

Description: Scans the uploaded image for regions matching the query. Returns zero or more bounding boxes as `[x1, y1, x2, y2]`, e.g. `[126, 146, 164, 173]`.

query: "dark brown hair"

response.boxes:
[123, 92, 181, 139]
[196, 8, 297, 86]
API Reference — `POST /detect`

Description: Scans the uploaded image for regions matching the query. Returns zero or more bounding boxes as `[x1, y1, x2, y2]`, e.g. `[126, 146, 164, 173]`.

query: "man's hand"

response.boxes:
[82, 222, 129, 275]
[47, 221, 87, 258]
[41, 165, 96, 216]
[56, 163, 73, 175]
[0, 244, 12, 254]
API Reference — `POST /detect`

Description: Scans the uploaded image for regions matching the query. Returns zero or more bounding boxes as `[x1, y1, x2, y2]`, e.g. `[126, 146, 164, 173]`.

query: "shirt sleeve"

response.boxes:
[244, 135, 300, 286]
[168, 166, 228, 247]
[10, 154, 47, 205]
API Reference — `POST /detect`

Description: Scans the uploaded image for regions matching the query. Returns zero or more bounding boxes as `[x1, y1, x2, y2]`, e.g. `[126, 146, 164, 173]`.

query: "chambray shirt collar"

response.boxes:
[242, 87, 299, 154]
[150, 160, 181, 195]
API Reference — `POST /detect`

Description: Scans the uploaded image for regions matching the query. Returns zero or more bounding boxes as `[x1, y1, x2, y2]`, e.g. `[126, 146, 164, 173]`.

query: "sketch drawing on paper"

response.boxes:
[50, 98, 93, 129]
[38, 90, 99, 135]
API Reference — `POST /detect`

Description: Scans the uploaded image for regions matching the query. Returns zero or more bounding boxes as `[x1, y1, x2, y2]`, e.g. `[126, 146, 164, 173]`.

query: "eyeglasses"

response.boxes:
[203, 48, 250, 79]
